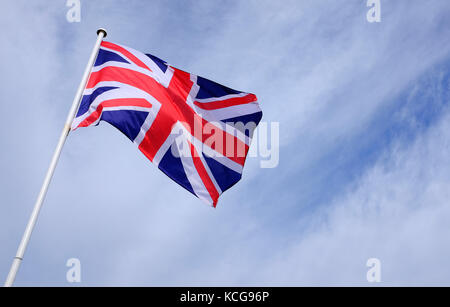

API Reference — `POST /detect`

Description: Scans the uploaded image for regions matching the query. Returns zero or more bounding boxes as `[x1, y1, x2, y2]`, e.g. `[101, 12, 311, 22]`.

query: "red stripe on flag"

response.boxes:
[189, 141, 219, 207]
[87, 66, 171, 105]
[137, 69, 193, 161]
[194, 94, 257, 110]
[78, 98, 152, 128]
[179, 116, 248, 166]
[101, 41, 150, 71]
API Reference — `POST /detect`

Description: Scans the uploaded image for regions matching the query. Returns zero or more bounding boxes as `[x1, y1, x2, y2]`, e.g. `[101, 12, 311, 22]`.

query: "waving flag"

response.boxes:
[72, 41, 262, 207]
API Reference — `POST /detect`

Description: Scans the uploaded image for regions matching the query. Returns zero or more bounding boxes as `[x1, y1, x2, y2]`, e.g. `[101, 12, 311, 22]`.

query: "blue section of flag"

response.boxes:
[146, 54, 168, 73]
[95, 49, 130, 67]
[222, 111, 263, 137]
[158, 145, 195, 195]
[100, 110, 148, 141]
[203, 154, 242, 192]
[77, 86, 118, 117]
[195, 76, 242, 99]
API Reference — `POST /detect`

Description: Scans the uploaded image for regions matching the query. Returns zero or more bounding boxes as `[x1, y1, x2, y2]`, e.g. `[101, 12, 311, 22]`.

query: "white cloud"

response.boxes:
[254, 104, 450, 286]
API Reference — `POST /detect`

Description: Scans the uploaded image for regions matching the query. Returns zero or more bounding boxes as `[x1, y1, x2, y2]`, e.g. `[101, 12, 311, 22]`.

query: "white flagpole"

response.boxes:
[4, 28, 107, 287]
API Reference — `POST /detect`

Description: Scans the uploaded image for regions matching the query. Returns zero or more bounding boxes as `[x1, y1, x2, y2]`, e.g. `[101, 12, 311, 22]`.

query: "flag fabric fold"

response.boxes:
[72, 41, 262, 207]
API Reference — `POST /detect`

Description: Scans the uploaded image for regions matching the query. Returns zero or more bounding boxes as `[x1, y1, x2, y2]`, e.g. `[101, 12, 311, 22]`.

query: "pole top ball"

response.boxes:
[97, 28, 107, 38]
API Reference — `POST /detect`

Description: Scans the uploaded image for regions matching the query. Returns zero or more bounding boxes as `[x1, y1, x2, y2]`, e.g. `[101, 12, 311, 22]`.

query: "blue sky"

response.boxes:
[1, 0, 450, 286]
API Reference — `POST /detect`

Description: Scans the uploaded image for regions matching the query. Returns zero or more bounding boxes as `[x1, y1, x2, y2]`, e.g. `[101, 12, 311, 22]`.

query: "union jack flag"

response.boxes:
[72, 41, 262, 207]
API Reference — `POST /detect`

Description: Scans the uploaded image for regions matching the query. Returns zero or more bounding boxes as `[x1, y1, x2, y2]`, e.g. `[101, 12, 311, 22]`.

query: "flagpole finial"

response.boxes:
[97, 28, 107, 38]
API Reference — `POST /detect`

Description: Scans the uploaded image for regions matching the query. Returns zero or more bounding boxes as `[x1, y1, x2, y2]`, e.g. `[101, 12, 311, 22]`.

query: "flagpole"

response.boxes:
[4, 28, 107, 287]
